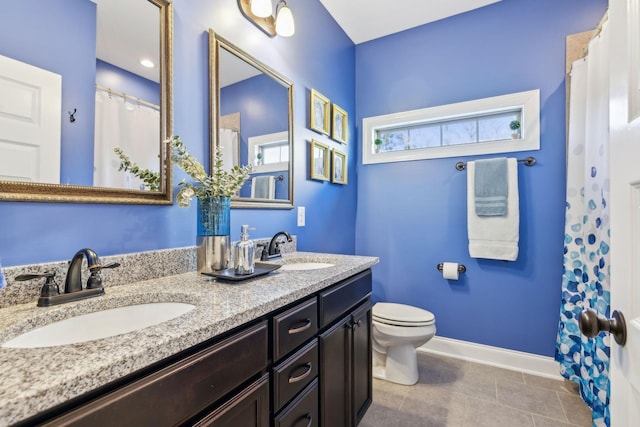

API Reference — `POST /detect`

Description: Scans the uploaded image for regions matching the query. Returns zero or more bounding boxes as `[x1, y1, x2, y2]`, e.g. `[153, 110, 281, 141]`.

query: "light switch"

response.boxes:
[297, 206, 305, 227]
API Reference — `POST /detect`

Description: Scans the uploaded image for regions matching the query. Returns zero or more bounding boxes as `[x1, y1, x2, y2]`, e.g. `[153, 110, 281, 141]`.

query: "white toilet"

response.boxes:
[371, 302, 436, 385]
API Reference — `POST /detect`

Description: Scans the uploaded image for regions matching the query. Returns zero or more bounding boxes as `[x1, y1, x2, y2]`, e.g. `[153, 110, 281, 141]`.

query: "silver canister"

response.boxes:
[197, 235, 231, 274]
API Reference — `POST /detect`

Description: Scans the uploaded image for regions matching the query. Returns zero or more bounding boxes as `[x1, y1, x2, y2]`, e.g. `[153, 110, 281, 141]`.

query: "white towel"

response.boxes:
[467, 158, 519, 261]
[251, 176, 276, 199]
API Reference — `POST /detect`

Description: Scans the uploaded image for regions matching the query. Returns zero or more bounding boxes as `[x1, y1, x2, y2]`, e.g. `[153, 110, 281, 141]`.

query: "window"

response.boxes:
[362, 89, 540, 165]
[248, 131, 289, 173]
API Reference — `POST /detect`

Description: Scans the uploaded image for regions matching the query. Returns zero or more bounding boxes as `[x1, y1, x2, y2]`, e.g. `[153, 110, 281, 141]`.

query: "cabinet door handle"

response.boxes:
[288, 362, 313, 384]
[294, 413, 312, 427]
[288, 319, 312, 334]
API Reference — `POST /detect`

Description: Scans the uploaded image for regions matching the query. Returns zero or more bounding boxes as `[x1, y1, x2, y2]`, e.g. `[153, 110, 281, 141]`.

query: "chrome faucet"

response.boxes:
[262, 231, 293, 260]
[15, 248, 119, 307]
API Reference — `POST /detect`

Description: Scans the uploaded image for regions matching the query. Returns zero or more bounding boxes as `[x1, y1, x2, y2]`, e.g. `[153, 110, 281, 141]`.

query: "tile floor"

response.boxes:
[360, 352, 592, 427]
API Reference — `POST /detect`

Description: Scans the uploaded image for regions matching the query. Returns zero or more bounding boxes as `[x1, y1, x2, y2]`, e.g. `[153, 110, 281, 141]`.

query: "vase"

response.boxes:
[196, 196, 231, 273]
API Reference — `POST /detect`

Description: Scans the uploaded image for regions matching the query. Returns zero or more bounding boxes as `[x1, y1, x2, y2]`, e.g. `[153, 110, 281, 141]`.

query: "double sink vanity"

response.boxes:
[0, 251, 378, 426]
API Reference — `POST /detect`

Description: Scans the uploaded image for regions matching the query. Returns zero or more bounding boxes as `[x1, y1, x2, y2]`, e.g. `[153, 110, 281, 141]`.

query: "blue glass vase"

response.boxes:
[196, 197, 231, 273]
[197, 196, 230, 236]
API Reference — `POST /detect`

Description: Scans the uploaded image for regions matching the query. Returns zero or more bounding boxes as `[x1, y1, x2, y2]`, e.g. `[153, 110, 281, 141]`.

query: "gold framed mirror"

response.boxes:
[209, 30, 294, 209]
[0, 0, 173, 204]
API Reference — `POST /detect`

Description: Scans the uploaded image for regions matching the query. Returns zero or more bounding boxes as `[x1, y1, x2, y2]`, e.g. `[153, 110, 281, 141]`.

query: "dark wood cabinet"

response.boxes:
[351, 302, 373, 424]
[41, 322, 269, 427]
[319, 272, 372, 427]
[27, 269, 372, 427]
[274, 379, 319, 427]
[273, 339, 318, 412]
[193, 374, 270, 427]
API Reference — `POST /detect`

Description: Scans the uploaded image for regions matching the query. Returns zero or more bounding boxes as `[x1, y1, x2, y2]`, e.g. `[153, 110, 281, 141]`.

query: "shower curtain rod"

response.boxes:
[95, 85, 160, 111]
[455, 156, 536, 171]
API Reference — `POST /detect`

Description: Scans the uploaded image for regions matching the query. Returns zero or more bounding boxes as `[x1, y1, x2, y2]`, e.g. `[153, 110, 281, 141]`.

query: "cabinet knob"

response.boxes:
[579, 308, 627, 346]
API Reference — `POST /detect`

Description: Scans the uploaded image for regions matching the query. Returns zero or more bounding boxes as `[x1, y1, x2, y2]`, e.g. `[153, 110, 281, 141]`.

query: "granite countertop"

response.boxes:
[0, 252, 378, 426]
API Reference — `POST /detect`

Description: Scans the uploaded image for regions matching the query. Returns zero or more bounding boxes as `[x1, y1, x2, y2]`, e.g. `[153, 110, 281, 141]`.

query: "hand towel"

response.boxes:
[467, 158, 519, 261]
[251, 176, 276, 199]
[474, 157, 508, 216]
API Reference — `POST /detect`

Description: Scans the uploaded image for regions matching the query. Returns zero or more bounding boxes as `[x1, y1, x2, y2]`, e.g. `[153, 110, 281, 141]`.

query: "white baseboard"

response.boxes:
[418, 336, 563, 380]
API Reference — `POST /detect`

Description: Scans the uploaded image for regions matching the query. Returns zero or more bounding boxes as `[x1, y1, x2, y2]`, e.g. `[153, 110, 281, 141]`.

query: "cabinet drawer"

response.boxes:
[45, 322, 269, 427]
[319, 269, 371, 328]
[193, 374, 269, 427]
[273, 339, 318, 413]
[273, 297, 318, 361]
[274, 379, 318, 427]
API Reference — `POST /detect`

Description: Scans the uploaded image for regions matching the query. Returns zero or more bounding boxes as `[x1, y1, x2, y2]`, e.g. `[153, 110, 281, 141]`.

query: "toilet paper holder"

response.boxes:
[437, 263, 466, 273]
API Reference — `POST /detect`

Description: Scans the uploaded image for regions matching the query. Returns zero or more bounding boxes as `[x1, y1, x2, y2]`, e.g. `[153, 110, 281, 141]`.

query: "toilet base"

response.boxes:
[372, 343, 419, 385]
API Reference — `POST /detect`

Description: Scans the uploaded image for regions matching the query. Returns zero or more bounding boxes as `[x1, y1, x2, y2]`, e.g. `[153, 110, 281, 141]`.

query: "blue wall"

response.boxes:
[220, 73, 289, 198]
[96, 60, 160, 106]
[0, 0, 356, 267]
[354, 0, 607, 357]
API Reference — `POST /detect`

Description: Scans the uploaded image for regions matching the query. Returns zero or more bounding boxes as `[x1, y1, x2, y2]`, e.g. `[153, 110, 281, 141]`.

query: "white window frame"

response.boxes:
[248, 131, 289, 173]
[362, 89, 540, 165]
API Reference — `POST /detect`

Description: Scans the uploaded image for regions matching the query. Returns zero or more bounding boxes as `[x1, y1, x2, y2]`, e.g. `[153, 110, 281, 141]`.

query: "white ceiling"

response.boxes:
[92, 0, 502, 86]
[319, 0, 502, 44]
[93, 0, 160, 83]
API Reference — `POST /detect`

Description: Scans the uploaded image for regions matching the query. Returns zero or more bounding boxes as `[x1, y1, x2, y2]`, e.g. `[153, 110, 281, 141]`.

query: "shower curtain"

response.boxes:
[93, 90, 160, 189]
[556, 19, 610, 427]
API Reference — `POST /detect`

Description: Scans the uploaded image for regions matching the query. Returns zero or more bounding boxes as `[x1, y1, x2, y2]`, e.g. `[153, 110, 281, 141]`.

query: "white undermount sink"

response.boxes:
[279, 262, 335, 271]
[1, 302, 195, 349]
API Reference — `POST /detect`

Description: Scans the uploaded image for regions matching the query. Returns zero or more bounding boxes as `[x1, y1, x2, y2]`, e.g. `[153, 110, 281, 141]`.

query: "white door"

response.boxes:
[0, 54, 61, 184]
[608, 0, 640, 424]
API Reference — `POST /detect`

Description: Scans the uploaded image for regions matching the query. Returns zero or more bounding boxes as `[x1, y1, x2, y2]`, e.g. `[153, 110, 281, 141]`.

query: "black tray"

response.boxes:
[202, 262, 281, 282]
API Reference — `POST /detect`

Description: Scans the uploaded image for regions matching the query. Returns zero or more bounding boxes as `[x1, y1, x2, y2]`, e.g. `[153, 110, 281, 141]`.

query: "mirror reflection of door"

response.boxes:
[0, 55, 61, 184]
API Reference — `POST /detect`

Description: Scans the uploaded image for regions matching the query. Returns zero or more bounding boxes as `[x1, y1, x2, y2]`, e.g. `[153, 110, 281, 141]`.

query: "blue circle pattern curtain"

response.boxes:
[556, 20, 610, 427]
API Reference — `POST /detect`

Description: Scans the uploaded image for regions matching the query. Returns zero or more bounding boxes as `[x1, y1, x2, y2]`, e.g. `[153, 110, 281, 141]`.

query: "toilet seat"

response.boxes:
[372, 303, 435, 327]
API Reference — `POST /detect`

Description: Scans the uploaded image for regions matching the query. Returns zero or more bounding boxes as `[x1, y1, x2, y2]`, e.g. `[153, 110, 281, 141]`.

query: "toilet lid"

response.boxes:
[372, 302, 435, 326]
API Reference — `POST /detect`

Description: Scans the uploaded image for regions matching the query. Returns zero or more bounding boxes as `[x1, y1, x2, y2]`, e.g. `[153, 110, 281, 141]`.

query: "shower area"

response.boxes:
[93, 86, 160, 190]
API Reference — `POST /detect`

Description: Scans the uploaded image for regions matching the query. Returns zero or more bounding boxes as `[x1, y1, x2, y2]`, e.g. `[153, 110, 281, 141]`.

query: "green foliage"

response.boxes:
[167, 135, 253, 207]
[509, 120, 521, 131]
[113, 147, 161, 191]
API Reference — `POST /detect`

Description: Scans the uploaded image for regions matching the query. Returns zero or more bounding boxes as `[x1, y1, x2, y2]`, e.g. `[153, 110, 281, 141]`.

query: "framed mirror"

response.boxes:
[209, 30, 294, 209]
[0, 0, 173, 204]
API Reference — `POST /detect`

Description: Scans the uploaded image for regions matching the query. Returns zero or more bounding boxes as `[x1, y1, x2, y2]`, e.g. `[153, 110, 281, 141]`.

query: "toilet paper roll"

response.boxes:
[442, 262, 459, 280]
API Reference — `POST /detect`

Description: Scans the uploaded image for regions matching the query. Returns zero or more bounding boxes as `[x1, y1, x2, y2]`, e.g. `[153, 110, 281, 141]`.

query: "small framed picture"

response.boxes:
[310, 89, 330, 135]
[331, 149, 347, 185]
[310, 140, 330, 181]
[331, 104, 348, 144]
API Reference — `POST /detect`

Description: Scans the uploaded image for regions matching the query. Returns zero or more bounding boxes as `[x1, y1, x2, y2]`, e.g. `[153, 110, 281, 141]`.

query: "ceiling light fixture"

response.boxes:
[238, 0, 295, 38]
[140, 59, 155, 68]
[250, 0, 272, 18]
[275, 1, 295, 37]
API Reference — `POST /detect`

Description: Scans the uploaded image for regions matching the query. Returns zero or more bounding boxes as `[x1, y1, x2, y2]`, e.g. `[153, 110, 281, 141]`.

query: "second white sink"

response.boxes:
[1, 302, 195, 349]
[279, 262, 335, 271]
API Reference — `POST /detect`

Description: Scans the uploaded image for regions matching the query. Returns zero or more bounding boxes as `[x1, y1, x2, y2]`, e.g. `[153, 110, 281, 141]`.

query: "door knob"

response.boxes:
[578, 308, 627, 346]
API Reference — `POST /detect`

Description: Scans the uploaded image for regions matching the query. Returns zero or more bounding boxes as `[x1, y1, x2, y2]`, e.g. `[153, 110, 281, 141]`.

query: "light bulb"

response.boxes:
[250, 0, 272, 18]
[275, 3, 295, 37]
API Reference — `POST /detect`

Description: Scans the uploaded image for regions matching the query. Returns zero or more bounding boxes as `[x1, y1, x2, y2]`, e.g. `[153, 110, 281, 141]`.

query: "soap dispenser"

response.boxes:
[234, 225, 255, 275]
